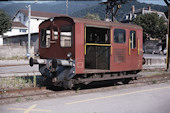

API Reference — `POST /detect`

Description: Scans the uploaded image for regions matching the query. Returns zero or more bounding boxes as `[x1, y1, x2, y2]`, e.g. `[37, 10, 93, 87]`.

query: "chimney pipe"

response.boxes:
[132, 5, 135, 14]
[148, 6, 151, 11]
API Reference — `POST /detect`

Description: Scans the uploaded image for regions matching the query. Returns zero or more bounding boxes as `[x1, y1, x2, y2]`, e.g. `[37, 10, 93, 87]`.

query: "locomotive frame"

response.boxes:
[30, 16, 143, 89]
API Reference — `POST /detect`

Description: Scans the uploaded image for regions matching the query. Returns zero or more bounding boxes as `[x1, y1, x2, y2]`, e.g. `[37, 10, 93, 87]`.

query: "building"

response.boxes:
[121, 6, 168, 23]
[3, 9, 62, 53]
[3, 21, 28, 37]
[4, 9, 62, 36]
[11, 9, 63, 33]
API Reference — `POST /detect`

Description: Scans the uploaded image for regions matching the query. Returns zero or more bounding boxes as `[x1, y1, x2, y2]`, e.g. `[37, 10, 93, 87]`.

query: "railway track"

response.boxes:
[0, 73, 170, 105]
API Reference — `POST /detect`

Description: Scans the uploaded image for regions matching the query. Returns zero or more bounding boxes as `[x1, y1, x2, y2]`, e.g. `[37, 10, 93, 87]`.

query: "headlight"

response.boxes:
[67, 52, 72, 58]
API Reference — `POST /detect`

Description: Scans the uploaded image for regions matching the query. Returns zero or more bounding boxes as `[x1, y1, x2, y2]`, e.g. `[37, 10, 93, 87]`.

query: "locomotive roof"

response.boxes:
[41, 16, 142, 30]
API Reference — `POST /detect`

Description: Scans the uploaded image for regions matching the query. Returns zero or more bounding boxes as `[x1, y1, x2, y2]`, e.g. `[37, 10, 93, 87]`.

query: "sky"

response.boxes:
[4, 0, 168, 6]
[137, 0, 166, 6]
[101, 0, 167, 6]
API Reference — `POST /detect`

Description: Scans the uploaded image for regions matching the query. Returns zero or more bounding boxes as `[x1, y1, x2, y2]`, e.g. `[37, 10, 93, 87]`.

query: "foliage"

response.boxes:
[0, 9, 12, 35]
[132, 13, 167, 42]
[83, 12, 100, 20]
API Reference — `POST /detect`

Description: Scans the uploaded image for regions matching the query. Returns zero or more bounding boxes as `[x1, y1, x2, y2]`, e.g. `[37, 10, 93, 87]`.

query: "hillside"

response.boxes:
[0, 1, 100, 18]
[0, 1, 168, 21]
[71, 0, 168, 21]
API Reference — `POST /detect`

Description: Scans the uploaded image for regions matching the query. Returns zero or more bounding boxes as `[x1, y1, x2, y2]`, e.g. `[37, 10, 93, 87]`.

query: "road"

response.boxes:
[0, 82, 170, 113]
[0, 60, 39, 77]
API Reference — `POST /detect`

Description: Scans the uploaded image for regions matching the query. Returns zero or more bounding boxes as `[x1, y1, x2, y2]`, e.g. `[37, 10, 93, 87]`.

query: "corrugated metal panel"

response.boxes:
[114, 49, 126, 63]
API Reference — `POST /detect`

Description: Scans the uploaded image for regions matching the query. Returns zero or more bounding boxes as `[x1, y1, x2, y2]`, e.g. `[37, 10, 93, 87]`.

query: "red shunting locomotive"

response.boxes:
[30, 16, 144, 89]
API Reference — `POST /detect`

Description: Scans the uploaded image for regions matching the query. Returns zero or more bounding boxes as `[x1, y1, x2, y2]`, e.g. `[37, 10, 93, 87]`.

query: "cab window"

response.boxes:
[53, 27, 58, 40]
[114, 29, 126, 43]
[60, 26, 72, 47]
[40, 28, 50, 48]
[130, 31, 136, 49]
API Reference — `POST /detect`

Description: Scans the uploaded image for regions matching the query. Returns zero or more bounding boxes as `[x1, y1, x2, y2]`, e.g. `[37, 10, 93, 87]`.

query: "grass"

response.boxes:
[152, 80, 157, 84]
[16, 97, 22, 102]
[0, 56, 27, 60]
[141, 69, 170, 77]
[0, 76, 34, 90]
[76, 87, 81, 93]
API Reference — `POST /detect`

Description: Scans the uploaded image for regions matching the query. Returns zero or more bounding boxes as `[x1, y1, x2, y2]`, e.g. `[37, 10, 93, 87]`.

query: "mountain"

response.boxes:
[0, 1, 101, 18]
[71, 0, 168, 21]
[0, 1, 168, 21]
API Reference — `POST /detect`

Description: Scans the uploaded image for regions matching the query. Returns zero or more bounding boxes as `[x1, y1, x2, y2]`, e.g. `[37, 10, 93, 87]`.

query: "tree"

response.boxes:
[0, 9, 12, 35]
[132, 13, 167, 42]
[83, 12, 100, 20]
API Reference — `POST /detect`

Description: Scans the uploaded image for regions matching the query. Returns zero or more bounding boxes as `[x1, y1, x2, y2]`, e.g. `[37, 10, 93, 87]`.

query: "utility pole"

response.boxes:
[27, 4, 31, 58]
[164, 0, 170, 70]
[66, 0, 68, 15]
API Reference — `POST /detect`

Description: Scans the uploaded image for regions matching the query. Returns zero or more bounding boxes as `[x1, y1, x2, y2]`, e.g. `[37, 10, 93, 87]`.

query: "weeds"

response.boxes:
[0, 76, 34, 90]
[33, 73, 36, 87]
[0, 56, 27, 60]
[152, 80, 157, 84]
[76, 87, 81, 93]
[16, 97, 22, 102]
[25, 97, 32, 101]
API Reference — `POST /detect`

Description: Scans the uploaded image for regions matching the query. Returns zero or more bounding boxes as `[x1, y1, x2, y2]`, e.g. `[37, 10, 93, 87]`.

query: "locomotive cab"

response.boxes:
[39, 17, 75, 59]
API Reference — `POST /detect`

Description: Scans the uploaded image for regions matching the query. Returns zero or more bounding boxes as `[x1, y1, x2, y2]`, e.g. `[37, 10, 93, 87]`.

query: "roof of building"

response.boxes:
[18, 9, 64, 18]
[12, 21, 27, 28]
[3, 32, 38, 38]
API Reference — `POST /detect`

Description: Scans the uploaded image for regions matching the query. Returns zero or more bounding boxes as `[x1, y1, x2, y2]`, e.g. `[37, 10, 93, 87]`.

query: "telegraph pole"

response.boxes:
[26, 4, 31, 58]
[66, 0, 68, 15]
[28, 5, 31, 58]
[164, 0, 170, 70]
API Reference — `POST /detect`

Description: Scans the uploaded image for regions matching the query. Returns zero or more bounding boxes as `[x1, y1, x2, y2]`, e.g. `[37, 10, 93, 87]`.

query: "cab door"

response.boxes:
[111, 28, 127, 71]
[129, 30, 138, 69]
[85, 26, 111, 70]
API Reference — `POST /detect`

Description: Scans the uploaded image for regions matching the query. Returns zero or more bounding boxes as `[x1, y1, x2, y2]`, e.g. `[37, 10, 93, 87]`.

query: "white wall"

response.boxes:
[30, 18, 45, 33]
[3, 27, 28, 37]
[0, 45, 34, 59]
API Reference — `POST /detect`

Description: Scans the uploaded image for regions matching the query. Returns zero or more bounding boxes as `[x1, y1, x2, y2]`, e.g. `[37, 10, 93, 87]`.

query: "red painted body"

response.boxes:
[39, 16, 143, 75]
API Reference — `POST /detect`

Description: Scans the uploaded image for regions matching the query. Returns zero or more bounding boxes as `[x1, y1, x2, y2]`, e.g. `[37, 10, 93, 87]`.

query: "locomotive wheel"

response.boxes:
[122, 78, 131, 84]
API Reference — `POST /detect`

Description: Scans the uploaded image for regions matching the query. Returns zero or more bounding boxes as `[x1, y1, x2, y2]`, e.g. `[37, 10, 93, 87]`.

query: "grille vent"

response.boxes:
[114, 49, 126, 63]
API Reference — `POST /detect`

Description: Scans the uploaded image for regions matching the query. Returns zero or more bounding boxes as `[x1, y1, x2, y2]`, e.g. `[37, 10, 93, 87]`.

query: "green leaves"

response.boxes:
[0, 9, 12, 35]
[133, 13, 167, 42]
[83, 12, 100, 20]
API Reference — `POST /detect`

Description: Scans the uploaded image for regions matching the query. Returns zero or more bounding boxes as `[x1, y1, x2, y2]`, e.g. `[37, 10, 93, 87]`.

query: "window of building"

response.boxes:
[19, 29, 27, 32]
[40, 28, 50, 48]
[130, 31, 136, 49]
[114, 29, 126, 43]
[24, 15, 26, 21]
[19, 16, 21, 22]
[53, 27, 58, 40]
[60, 26, 72, 47]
